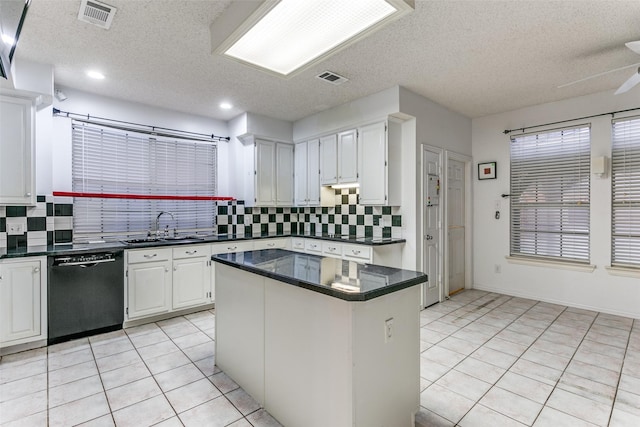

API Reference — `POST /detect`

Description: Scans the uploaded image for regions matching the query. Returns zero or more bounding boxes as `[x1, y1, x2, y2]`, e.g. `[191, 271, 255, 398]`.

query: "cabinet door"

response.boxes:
[0, 260, 41, 343]
[0, 96, 35, 205]
[255, 139, 277, 206]
[173, 257, 211, 310]
[127, 261, 172, 319]
[294, 141, 308, 206]
[337, 129, 358, 183]
[319, 134, 338, 185]
[307, 139, 321, 205]
[276, 143, 294, 205]
[358, 122, 387, 205]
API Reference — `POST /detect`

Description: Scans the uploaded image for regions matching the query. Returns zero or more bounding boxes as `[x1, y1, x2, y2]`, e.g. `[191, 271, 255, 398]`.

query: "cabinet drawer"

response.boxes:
[304, 239, 322, 254]
[128, 248, 171, 264]
[253, 238, 288, 250]
[211, 240, 254, 254]
[322, 241, 342, 258]
[172, 245, 211, 260]
[291, 238, 305, 252]
[341, 244, 372, 262]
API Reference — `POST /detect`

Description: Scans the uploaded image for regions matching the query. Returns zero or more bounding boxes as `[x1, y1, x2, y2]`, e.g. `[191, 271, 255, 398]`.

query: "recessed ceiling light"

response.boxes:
[217, 0, 413, 77]
[87, 70, 105, 79]
[1, 34, 15, 46]
[220, 102, 233, 110]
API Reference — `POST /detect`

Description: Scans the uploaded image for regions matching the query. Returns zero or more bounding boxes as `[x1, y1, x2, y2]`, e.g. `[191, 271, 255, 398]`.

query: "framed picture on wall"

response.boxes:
[478, 161, 497, 180]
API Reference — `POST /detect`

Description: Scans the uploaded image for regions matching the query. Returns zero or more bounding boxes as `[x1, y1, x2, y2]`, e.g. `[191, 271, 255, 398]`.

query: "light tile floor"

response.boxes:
[0, 290, 639, 426]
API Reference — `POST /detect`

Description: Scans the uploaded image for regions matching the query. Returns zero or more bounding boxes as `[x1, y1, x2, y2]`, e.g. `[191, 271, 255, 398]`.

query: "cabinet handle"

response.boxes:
[267, 243, 275, 247]
[174, 266, 177, 271]
[25, 192, 31, 197]
[0, 275, 2, 280]
[186, 250, 197, 255]
[165, 267, 169, 272]
[228, 246, 237, 251]
[352, 249, 361, 255]
[329, 247, 336, 251]
[33, 267, 40, 273]
[144, 253, 157, 258]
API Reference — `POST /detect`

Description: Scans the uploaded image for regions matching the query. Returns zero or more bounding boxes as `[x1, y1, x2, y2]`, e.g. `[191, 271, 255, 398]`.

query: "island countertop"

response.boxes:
[212, 248, 427, 301]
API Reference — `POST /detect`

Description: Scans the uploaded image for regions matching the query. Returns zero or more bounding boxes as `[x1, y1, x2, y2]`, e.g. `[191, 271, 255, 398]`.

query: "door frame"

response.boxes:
[421, 145, 444, 305]
[443, 150, 473, 297]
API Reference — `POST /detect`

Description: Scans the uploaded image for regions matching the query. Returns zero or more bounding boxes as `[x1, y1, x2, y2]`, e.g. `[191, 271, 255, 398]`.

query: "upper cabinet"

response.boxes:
[254, 139, 293, 207]
[0, 95, 35, 206]
[319, 130, 357, 185]
[358, 120, 401, 206]
[294, 139, 320, 206]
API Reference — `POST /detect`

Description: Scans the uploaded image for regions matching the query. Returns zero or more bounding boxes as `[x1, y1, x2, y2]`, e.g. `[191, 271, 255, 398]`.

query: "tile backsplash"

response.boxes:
[0, 189, 402, 249]
[216, 188, 402, 238]
[0, 195, 74, 249]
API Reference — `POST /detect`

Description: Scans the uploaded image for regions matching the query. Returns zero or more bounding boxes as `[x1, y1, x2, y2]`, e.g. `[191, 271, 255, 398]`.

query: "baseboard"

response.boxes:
[0, 339, 47, 356]
[472, 283, 640, 320]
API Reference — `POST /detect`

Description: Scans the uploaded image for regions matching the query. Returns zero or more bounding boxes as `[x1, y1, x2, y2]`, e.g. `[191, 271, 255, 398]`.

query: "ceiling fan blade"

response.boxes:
[626, 40, 640, 55]
[614, 70, 640, 94]
[558, 62, 640, 88]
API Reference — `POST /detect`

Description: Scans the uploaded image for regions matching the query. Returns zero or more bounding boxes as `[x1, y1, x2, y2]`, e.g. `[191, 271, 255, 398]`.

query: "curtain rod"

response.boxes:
[53, 108, 231, 143]
[502, 106, 640, 135]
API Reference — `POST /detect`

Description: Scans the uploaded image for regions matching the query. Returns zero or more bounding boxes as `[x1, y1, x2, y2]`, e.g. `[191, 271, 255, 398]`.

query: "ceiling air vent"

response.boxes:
[78, 0, 117, 29]
[316, 71, 349, 86]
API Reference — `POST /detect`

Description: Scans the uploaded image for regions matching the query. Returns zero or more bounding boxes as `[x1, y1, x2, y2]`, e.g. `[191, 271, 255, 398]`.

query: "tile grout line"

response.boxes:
[605, 317, 635, 427]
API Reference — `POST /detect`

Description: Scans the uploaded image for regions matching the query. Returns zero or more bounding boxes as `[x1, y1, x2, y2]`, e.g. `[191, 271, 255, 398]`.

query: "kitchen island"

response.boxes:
[212, 249, 427, 427]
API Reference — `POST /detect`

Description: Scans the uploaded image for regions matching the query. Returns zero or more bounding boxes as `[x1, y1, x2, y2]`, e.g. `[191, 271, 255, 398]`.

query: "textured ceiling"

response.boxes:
[14, 0, 640, 122]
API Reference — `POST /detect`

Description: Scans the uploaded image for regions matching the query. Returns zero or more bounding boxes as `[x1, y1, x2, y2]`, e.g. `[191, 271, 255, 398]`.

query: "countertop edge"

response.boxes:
[1, 233, 406, 259]
[212, 251, 426, 302]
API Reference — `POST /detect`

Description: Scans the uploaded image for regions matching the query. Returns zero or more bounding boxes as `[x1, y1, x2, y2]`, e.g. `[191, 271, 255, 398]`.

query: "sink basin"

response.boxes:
[163, 236, 205, 241]
[124, 238, 162, 244]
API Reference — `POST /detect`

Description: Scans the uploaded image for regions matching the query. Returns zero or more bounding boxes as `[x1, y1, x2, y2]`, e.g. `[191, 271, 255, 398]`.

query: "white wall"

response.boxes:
[472, 88, 640, 318]
[51, 86, 230, 194]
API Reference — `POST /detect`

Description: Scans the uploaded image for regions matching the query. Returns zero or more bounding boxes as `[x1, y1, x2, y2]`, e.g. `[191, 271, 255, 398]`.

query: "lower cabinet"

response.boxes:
[127, 249, 172, 319]
[172, 245, 212, 310]
[0, 257, 47, 349]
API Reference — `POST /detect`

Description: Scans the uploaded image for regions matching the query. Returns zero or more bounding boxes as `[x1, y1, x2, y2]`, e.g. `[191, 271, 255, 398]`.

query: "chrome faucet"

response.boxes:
[155, 211, 175, 238]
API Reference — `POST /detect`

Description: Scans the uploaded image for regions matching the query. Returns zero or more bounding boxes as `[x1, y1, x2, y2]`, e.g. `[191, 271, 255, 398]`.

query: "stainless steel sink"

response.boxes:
[124, 238, 162, 244]
[163, 236, 205, 241]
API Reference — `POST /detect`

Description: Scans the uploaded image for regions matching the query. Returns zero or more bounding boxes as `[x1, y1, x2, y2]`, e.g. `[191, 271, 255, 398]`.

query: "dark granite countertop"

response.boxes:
[0, 232, 405, 259]
[212, 249, 426, 302]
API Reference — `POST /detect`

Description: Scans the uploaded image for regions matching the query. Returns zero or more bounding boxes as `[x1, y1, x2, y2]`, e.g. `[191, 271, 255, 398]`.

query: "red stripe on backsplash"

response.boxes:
[53, 191, 235, 201]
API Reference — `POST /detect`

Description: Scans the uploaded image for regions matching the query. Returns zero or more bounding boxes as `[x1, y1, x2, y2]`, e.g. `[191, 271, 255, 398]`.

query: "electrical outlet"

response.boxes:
[385, 318, 394, 343]
[494, 264, 502, 274]
[8, 223, 24, 235]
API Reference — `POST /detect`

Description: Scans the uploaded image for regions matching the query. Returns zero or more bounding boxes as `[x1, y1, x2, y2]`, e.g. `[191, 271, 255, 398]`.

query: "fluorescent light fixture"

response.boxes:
[331, 183, 360, 189]
[220, 102, 233, 110]
[1, 34, 15, 46]
[218, 0, 413, 77]
[87, 70, 105, 79]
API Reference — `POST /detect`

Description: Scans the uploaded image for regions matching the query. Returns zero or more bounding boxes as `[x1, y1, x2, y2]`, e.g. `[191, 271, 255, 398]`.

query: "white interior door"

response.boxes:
[423, 148, 441, 307]
[447, 158, 466, 295]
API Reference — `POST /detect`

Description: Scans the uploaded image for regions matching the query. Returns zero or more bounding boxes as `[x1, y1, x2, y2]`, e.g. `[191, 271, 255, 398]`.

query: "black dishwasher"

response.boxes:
[48, 251, 124, 345]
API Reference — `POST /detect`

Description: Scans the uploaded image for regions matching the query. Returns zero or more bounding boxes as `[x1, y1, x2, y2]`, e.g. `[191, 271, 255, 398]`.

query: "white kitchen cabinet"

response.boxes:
[294, 139, 321, 206]
[254, 238, 288, 250]
[126, 248, 172, 319]
[0, 257, 46, 349]
[255, 139, 277, 206]
[0, 95, 36, 206]
[319, 130, 358, 185]
[319, 134, 338, 185]
[254, 139, 294, 207]
[337, 129, 358, 183]
[276, 143, 294, 205]
[172, 245, 212, 310]
[357, 120, 401, 206]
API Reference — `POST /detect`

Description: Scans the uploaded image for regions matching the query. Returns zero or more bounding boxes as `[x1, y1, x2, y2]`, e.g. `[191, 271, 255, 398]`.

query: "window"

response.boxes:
[510, 126, 591, 262]
[611, 116, 640, 268]
[72, 122, 217, 241]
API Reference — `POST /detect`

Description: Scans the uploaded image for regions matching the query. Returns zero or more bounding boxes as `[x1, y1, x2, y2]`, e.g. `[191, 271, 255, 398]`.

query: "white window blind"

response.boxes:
[510, 125, 591, 262]
[72, 122, 217, 241]
[611, 116, 640, 267]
